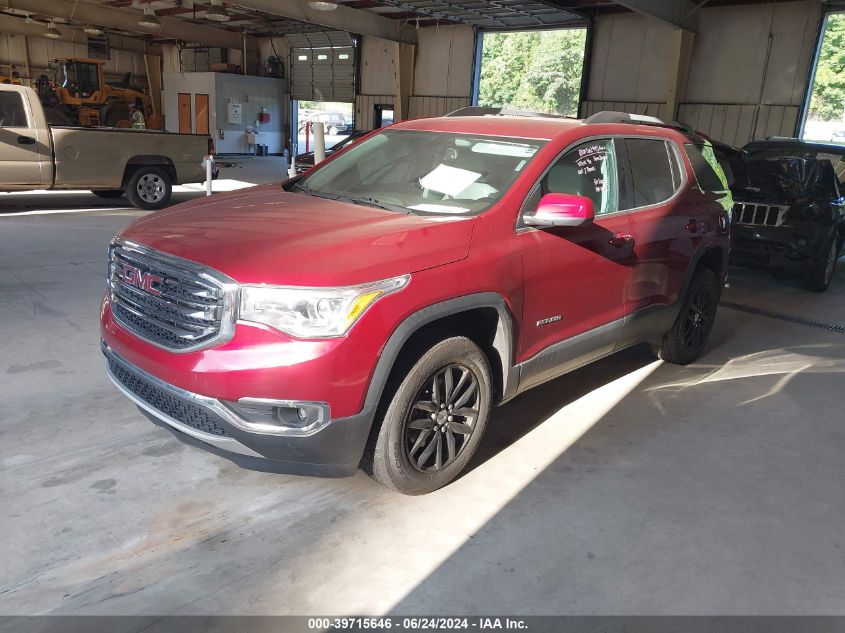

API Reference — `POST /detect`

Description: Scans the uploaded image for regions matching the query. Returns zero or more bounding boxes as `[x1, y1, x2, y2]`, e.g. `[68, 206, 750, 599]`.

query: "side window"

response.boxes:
[684, 142, 729, 193]
[540, 138, 618, 216]
[623, 138, 678, 208]
[0, 92, 27, 128]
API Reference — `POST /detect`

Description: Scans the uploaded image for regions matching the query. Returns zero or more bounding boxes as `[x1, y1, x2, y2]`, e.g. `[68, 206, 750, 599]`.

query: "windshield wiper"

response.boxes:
[340, 196, 413, 215]
[292, 180, 312, 195]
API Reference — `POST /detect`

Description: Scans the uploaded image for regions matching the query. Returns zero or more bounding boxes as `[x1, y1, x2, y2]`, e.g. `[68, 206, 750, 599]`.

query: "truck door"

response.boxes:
[0, 89, 49, 189]
[516, 138, 634, 386]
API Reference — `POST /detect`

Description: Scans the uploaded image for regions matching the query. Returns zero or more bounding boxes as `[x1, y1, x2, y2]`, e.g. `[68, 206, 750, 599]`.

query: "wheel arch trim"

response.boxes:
[361, 292, 518, 418]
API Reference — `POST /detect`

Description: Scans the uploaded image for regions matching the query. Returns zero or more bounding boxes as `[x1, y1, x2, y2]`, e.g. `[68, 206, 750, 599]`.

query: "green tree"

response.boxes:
[808, 13, 845, 121]
[478, 28, 586, 117]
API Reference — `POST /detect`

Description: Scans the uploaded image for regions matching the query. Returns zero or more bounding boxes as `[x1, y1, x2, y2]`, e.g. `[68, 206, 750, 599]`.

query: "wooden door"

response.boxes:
[178, 93, 192, 134]
[194, 94, 209, 135]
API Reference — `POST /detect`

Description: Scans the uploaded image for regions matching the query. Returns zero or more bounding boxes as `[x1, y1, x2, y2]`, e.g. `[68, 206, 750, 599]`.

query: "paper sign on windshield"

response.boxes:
[420, 164, 482, 197]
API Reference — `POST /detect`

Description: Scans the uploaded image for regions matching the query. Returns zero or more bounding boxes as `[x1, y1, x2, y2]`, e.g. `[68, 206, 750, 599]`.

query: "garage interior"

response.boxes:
[2, 0, 845, 620]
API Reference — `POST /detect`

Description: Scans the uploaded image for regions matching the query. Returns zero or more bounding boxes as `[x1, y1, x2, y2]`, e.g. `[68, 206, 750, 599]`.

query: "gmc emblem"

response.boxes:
[120, 263, 162, 296]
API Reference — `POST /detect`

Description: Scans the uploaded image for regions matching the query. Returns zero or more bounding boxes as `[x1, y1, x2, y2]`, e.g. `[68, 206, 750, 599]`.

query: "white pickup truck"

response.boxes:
[1, 83, 211, 210]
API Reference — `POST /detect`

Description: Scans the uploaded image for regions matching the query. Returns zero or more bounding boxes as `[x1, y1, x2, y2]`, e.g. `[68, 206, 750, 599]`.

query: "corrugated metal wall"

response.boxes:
[581, 101, 671, 120]
[355, 94, 394, 131]
[409, 96, 472, 118]
[583, 0, 822, 146]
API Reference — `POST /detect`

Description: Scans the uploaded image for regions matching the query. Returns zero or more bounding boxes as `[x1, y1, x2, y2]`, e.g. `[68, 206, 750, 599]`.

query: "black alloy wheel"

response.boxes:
[367, 336, 492, 495]
[682, 282, 717, 355]
[403, 364, 480, 472]
[656, 268, 720, 365]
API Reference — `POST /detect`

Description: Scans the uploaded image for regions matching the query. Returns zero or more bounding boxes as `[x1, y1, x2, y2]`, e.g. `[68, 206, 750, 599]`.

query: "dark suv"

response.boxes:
[101, 110, 731, 494]
[729, 139, 845, 291]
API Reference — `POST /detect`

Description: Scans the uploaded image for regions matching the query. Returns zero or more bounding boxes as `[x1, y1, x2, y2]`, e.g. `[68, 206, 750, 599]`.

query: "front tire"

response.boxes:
[369, 336, 493, 495]
[804, 235, 840, 292]
[125, 167, 172, 210]
[657, 268, 720, 365]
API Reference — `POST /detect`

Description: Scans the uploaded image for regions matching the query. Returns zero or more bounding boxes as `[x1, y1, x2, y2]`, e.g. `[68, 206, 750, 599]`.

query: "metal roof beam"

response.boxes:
[0, 12, 162, 55]
[6, 0, 248, 48]
[612, 0, 697, 31]
[225, 0, 416, 43]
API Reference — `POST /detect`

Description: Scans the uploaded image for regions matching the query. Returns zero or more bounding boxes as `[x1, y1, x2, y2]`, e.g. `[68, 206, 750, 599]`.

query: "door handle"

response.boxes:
[685, 219, 701, 233]
[609, 234, 634, 248]
[17, 136, 36, 145]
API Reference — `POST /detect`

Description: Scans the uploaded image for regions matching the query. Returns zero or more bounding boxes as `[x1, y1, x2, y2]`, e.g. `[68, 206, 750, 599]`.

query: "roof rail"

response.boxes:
[446, 106, 502, 117]
[584, 111, 665, 125]
[584, 110, 703, 140]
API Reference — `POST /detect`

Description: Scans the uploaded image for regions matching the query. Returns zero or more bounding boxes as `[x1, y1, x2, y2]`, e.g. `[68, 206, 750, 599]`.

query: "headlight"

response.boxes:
[239, 274, 410, 338]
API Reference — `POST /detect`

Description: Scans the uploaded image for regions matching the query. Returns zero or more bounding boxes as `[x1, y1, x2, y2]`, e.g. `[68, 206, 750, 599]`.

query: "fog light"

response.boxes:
[223, 399, 329, 436]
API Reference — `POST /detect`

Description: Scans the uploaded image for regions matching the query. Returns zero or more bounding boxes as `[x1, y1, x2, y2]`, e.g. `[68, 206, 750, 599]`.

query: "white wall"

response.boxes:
[0, 31, 150, 87]
[163, 71, 286, 154]
[584, 0, 822, 145]
[413, 25, 474, 98]
[588, 12, 676, 103]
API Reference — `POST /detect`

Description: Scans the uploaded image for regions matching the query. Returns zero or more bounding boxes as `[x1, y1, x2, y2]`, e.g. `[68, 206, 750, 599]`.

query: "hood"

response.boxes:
[118, 184, 475, 286]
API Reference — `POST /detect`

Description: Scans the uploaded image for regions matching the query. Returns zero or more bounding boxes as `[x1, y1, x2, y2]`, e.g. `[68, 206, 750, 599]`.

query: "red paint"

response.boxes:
[102, 115, 729, 425]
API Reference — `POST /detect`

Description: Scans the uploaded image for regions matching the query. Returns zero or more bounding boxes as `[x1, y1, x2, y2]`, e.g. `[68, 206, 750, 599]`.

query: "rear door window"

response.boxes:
[0, 92, 27, 127]
[622, 138, 679, 208]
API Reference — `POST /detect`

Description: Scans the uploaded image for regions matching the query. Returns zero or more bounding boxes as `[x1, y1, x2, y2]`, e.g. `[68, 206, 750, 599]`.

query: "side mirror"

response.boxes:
[523, 193, 595, 228]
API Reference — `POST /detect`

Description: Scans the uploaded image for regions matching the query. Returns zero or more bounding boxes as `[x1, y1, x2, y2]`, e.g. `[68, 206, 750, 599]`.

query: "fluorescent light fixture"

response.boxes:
[205, 2, 230, 22]
[45, 21, 62, 39]
[84, 24, 104, 35]
[138, 7, 161, 28]
[308, 1, 338, 10]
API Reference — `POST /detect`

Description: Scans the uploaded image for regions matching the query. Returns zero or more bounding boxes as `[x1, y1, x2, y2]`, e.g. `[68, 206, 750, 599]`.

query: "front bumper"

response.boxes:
[103, 342, 374, 476]
[730, 224, 825, 268]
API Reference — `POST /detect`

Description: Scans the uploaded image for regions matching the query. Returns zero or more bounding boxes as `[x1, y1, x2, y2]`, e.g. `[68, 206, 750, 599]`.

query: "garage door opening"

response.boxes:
[801, 12, 845, 142]
[476, 28, 587, 117]
[295, 100, 355, 152]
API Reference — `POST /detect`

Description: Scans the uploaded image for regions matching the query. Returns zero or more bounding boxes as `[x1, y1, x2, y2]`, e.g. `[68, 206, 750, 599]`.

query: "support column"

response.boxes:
[393, 42, 415, 122]
[665, 28, 695, 121]
[143, 54, 162, 115]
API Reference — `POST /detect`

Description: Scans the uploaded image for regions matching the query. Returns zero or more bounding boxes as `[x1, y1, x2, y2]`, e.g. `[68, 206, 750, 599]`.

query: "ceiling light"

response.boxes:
[308, 1, 338, 10]
[45, 21, 62, 39]
[84, 24, 104, 35]
[205, 2, 230, 22]
[138, 7, 161, 28]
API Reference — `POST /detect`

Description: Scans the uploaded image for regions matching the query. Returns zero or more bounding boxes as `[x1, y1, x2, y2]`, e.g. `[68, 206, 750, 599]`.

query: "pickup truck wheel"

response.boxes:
[91, 189, 124, 199]
[804, 236, 840, 292]
[369, 336, 492, 495]
[126, 167, 172, 210]
[657, 268, 719, 365]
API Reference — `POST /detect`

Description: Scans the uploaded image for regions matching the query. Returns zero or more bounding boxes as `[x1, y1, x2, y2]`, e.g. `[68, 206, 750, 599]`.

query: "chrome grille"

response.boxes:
[108, 240, 237, 352]
[733, 203, 787, 227]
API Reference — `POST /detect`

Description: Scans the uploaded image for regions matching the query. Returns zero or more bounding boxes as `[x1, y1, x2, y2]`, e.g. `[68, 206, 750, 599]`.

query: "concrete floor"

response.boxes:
[2, 173, 845, 615]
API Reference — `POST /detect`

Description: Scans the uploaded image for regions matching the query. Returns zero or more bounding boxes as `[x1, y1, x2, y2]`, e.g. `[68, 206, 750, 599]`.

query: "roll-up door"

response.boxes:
[289, 32, 356, 102]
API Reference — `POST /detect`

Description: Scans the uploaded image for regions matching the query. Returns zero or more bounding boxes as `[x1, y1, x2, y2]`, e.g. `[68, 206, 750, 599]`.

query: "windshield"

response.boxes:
[745, 147, 845, 189]
[58, 62, 100, 95]
[296, 129, 547, 215]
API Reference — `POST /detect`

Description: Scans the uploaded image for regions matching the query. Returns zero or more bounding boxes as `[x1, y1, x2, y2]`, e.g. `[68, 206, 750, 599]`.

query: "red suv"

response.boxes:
[101, 109, 731, 494]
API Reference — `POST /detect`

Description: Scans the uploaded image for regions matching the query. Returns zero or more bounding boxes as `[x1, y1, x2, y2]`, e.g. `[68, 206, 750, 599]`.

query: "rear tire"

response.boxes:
[125, 167, 172, 210]
[657, 268, 720, 365]
[368, 336, 492, 495]
[804, 235, 840, 292]
[92, 189, 124, 199]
